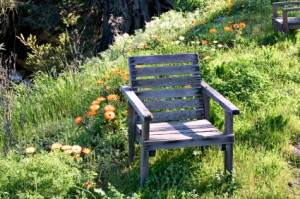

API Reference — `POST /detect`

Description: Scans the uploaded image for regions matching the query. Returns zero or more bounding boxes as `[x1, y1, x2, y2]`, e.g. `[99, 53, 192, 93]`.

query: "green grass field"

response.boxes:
[1, 0, 300, 198]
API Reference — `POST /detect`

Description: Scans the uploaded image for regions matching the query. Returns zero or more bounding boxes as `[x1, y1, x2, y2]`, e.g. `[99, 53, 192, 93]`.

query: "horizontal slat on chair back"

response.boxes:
[128, 53, 205, 122]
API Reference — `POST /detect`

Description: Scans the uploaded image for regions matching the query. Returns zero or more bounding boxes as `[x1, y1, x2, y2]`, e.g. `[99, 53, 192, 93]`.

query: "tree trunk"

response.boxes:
[98, 0, 174, 51]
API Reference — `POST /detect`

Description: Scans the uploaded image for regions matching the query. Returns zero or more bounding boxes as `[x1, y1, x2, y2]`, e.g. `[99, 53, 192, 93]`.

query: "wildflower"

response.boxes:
[202, 20, 207, 25]
[201, 40, 208, 45]
[72, 145, 82, 154]
[104, 111, 116, 120]
[228, 21, 232, 24]
[95, 87, 99, 91]
[124, 110, 128, 116]
[184, 85, 191, 88]
[122, 76, 129, 81]
[104, 104, 116, 112]
[98, 80, 104, 84]
[61, 145, 72, 151]
[203, 56, 212, 61]
[137, 43, 145, 49]
[88, 110, 96, 117]
[74, 117, 83, 124]
[224, 26, 233, 32]
[192, 20, 196, 28]
[239, 22, 246, 28]
[25, 147, 36, 154]
[233, 23, 239, 29]
[145, 45, 150, 49]
[90, 104, 100, 111]
[105, 86, 111, 90]
[112, 68, 119, 75]
[103, 75, 110, 79]
[209, 28, 216, 34]
[151, 34, 158, 39]
[51, 143, 62, 150]
[175, 40, 181, 45]
[96, 97, 106, 102]
[236, 30, 242, 35]
[217, 44, 223, 48]
[191, 41, 195, 44]
[179, 36, 185, 41]
[92, 100, 100, 105]
[107, 94, 119, 101]
[64, 149, 73, 154]
[82, 148, 91, 154]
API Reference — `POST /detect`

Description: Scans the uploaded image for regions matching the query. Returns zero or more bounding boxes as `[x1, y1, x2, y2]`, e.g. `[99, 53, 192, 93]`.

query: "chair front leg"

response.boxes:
[140, 120, 150, 186]
[224, 112, 234, 174]
[128, 103, 136, 163]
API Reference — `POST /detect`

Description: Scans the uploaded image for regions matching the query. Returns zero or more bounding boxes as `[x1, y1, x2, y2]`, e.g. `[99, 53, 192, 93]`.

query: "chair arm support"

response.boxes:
[201, 81, 240, 115]
[122, 86, 153, 121]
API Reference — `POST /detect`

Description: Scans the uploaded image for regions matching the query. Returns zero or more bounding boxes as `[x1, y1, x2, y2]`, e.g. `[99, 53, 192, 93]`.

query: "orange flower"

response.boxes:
[98, 80, 104, 84]
[184, 85, 191, 88]
[82, 148, 91, 154]
[25, 147, 36, 154]
[122, 76, 129, 81]
[107, 94, 119, 101]
[224, 26, 233, 32]
[88, 110, 96, 117]
[233, 23, 239, 29]
[104, 104, 116, 112]
[112, 68, 119, 74]
[192, 20, 196, 28]
[209, 28, 216, 34]
[105, 86, 111, 90]
[202, 20, 207, 25]
[64, 149, 73, 154]
[51, 143, 62, 150]
[104, 111, 116, 120]
[203, 56, 212, 61]
[239, 22, 246, 28]
[124, 110, 128, 116]
[145, 45, 150, 49]
[201, 40, 208, 45]
[74, 117, 83, 124]
[96, 97, 106, 102]
[92, 100, 100, 105]
[61, 145, 72, 151]
[72, 145, 82, 154]
[103, 75, 110, 79]
[90, 104, 100, 111]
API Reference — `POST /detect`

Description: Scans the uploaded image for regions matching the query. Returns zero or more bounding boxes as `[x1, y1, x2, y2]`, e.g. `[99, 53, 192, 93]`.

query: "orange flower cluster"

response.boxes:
[104, 104, 116, 120]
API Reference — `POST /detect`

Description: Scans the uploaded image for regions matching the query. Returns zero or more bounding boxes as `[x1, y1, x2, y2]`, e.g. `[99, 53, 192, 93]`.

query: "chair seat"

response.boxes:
[137, 120, 234, 150]
[273, 17, 300, 28]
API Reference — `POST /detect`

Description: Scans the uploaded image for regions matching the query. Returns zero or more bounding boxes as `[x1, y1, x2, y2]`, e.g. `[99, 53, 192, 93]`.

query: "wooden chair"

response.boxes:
[272, 1, 300, 34]
[122, 53, 240, 186]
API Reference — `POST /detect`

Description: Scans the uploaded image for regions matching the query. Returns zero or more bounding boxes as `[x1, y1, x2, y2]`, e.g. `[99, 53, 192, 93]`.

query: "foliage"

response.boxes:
[0, 0, 300, 198]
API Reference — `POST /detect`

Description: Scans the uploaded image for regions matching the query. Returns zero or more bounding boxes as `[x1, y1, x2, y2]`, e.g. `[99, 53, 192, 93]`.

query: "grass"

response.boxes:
[1, 0, 300, 198]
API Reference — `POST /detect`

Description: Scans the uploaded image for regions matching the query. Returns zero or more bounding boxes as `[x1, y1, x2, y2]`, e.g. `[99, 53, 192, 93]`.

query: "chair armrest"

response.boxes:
[201, 81, 240, 115]
[283, 7, 300, 12]
[272, 2, 300, 17]
[122, 86, 153, 121]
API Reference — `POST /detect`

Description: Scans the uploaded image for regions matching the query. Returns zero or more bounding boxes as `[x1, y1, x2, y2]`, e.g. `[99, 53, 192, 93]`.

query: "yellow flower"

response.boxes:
[104, 104, 116, 112]
[179, 36, 185, 41]
[137, 43, 145, 49]
[64, 149, 73, 154]
[175, 40, 180, 45]
[209, 28, 216, 34]
[51, 143, 62, 150]
[72, 145, 82, 154]
[105, 86, 111, 90]
[61, 145, 72, 151]
[96, 97, 106, 102]
[236, 30, 242, 35]
[25, 147, 36, 154]
[203, 56, 212, 61]
[112, 68, 119, 75]
[82, 148, 91, 154]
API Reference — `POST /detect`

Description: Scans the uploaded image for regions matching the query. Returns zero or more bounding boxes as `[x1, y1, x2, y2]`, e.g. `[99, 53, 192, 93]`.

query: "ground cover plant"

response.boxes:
[1, 0, 300, 198]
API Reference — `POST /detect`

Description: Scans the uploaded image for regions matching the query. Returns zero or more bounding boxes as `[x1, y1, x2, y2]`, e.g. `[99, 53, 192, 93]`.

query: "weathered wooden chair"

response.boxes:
[122, 53, 240, 186]
[272, 1, 300, 34]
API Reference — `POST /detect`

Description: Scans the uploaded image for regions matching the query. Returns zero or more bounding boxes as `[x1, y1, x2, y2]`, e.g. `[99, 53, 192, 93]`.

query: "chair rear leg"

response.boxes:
[140, 145, 149, 186]
[224, 144, 233, 175]
[129, 134, 135, 163]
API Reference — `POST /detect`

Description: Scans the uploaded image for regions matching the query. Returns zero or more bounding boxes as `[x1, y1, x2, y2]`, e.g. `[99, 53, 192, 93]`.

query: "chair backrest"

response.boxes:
[128, 53, 205, 122]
